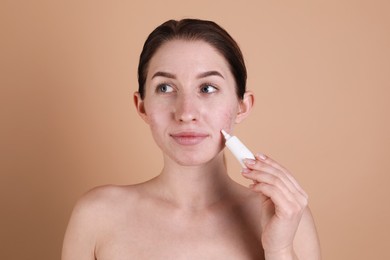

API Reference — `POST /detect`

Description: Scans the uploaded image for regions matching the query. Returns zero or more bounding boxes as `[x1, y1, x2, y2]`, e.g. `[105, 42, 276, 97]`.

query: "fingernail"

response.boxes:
[241, 168, 251, 174]
[256, 153, 267, 160]
[244, 159, 256, 165]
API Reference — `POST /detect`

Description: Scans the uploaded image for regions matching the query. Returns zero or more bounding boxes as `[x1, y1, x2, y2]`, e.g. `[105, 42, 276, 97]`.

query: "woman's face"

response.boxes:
[135, 39, 252, 166]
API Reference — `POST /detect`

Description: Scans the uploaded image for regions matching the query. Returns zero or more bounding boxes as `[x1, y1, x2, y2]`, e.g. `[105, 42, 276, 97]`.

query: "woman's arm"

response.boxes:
[61, 193, 99, 260]
[241, 154, 321, 260]
[293, 207, 321, 260]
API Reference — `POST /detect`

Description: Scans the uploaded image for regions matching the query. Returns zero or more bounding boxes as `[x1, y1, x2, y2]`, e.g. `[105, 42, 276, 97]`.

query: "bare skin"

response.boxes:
[63, 160, 266, 259]
[62, 40, 321, 260]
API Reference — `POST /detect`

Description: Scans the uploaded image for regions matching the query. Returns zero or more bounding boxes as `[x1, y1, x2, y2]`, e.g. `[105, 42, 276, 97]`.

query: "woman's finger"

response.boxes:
[251, 182, 307, 220]
[243, 159, 299, 195]
[254, 154, 308, 199]
[242, 158, 309, 207]
[242, 170, 293, 199]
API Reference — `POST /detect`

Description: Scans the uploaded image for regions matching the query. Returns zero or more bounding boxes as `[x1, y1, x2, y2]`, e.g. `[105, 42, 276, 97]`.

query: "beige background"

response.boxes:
[1, 0, 389, 259]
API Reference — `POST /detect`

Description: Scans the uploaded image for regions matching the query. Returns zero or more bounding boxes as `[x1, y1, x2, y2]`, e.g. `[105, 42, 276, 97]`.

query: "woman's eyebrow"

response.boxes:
[197, 71, 224, 79]
[151, 70, 224, 80]
[151, 71, 176, 79]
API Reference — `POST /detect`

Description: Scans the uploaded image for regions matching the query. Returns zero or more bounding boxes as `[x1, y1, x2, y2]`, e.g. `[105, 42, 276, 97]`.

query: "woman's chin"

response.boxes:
[168, 151, 223, 167]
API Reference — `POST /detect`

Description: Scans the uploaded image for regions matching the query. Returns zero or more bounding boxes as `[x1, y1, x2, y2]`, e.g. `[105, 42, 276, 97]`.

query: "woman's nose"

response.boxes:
[174, 94, 199, 122]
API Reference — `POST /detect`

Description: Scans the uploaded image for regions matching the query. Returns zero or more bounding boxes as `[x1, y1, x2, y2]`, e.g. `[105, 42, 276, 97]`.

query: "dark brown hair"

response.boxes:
[137, 18, 247, 99]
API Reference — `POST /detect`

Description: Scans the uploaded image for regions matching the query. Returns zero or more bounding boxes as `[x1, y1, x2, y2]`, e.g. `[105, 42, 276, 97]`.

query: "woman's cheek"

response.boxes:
[212, 107, 237, 134]
[144, 107, 168, 136]
[144, 100, 170, 125]
[148, 110, 167, 129]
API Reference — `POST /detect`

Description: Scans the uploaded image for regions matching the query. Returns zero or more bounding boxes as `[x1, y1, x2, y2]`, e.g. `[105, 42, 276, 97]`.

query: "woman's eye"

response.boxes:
[200, 84, 218, 94]
[157, 84, 174, 93]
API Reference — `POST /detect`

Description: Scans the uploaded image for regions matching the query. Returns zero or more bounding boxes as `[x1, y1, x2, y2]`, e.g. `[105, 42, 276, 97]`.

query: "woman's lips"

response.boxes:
[170, 132, 209, 146]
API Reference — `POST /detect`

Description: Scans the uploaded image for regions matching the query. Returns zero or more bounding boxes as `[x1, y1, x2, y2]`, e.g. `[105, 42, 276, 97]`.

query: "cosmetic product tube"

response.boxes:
[221, 129, 255, 167]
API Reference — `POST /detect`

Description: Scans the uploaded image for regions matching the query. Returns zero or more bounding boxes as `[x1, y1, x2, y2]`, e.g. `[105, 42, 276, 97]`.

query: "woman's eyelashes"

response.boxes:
[200, 83, 218, 94]
[155, 82, 219, 95]
[156, 83, 174, 93]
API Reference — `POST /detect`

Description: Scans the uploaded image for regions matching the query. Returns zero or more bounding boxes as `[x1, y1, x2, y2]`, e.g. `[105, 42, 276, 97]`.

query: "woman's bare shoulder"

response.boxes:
[64, 184, 144, 239]
[73, 184, 142, 214]
[62, 184, 145, 259]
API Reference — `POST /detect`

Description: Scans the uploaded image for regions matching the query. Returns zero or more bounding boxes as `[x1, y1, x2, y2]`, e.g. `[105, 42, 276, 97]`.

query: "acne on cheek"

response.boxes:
[216, 110, 237, 134]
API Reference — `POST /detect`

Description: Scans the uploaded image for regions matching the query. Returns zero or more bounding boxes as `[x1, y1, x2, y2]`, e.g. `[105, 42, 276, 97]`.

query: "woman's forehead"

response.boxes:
[147, 39, 231, 78]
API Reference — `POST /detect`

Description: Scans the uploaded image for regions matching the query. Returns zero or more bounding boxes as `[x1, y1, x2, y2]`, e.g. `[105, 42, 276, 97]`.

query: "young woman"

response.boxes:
[62, 19, 321, 260]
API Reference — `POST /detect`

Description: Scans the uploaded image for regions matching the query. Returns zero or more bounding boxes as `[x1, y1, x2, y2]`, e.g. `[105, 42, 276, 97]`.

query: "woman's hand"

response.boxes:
[241, 154, 309, 259]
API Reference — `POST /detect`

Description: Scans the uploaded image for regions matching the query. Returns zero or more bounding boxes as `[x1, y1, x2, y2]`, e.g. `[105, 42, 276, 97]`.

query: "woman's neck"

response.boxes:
[151, 153, 237, 210]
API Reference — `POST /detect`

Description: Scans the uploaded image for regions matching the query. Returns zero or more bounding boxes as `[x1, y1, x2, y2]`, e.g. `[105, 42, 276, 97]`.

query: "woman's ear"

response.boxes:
[133, 92, 149, 124]
[235, 91, 254, 124]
